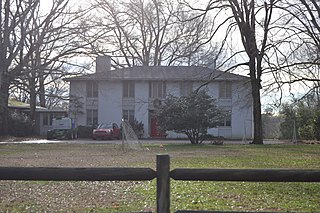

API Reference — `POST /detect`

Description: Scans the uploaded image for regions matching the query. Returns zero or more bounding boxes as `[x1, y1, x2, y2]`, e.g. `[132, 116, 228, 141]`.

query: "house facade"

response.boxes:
[67, 56, 253, 139]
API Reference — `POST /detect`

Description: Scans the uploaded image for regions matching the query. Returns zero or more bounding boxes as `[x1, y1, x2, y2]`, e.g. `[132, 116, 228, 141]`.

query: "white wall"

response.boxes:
[98, 81, 122, 125]
[134, 81, 150, 137]
[230, 81, 253, 139]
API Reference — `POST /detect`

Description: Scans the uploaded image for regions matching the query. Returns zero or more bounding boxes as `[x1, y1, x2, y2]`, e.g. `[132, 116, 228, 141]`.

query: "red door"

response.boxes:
[150, 116, 166, 138]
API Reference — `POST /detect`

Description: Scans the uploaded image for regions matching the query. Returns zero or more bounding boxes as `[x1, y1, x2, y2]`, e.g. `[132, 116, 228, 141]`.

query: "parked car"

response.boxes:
[92, 123, 121, 140]
[47, 117, 77, 140]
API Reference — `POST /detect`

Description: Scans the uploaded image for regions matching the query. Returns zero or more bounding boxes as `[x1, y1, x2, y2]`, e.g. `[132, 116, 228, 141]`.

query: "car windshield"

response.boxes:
[97, 123, 113, 129]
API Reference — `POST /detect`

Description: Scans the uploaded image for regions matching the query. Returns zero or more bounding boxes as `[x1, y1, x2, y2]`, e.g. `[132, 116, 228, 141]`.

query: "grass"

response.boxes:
[127, 144, 320, 212]
[0, 143, 320, 212]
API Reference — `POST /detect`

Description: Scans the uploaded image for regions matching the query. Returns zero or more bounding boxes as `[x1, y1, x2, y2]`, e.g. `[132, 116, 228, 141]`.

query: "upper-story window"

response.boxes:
[149, 82, 166, 98]
[180, 81, 193, 96]
[219, 81, 232, 99]
[123, 81, 135, 98]
[86, 81, 98, 97]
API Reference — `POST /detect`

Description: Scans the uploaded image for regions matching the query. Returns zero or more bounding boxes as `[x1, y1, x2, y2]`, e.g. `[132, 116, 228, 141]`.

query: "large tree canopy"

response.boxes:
[88, 0, 219, 67]
[0, 0, 90, 135]
[185, 0, 279, 144]
[266, 0, 320, 104]
[184, 0, 320, 144]
[156, 90, 223, 144]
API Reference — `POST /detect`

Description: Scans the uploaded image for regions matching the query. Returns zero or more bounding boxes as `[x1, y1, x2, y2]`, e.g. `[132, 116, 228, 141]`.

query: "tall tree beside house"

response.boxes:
[17, 0, 92, 116]
[226, 0, 272, 144]
[0, 0, 91, 135]
[0, 0, 39, 135]
[185, 0, 279, 144]
[155, 90, 223, 144]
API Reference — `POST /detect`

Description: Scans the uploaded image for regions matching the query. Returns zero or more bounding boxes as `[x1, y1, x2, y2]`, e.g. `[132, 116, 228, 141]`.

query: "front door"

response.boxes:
[150, 113, 166, 138]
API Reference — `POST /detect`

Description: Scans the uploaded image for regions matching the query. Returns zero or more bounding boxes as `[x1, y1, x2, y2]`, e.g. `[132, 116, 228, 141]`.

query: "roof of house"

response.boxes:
[8, 99, 47, 110]
[66, 66, 249, 82]
[8, 99, 67, 113]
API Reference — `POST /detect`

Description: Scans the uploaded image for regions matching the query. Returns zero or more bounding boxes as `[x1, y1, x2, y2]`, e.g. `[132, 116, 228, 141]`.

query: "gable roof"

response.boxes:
[66, 66, 248, 82]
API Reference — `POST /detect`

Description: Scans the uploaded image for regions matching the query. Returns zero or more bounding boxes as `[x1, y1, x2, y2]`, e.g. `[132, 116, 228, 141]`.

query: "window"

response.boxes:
[43, 114, 54, 126]
[219, 81, 232, 99]
[219, 111, 231, 127]
[87, 109, 98, 126]
[149, 82, 166, 98]
[123, 81, 135, 98]
[86, 81, 98, 97]
[123, 109, 135, 123]
[180, 81, 193, 96]
[43, 114, 49, 126]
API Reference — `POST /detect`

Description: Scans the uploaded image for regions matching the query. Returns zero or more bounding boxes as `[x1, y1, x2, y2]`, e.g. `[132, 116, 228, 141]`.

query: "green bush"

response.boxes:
[156, 90, 223, 144]
[299, 124, 315, 140]
[280, 101, 319, 140]
[8, 112, 33, 137]
[77, 125, 94, 138]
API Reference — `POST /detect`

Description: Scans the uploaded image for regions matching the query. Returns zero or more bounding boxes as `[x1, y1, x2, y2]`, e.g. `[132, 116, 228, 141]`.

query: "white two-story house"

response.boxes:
[67, 56, 253, 139]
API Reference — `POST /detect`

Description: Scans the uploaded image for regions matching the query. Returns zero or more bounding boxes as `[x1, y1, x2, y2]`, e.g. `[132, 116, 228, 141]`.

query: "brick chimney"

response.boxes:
[96, 56, 111, 77]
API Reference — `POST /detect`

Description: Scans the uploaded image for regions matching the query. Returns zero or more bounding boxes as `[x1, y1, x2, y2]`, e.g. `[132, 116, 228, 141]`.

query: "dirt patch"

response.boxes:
[0, 136, 44, 142]
[0, 180, 139, 212]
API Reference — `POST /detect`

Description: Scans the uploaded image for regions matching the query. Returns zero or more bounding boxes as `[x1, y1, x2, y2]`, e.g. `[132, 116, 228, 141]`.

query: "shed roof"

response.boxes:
[8, 99, 67, 112]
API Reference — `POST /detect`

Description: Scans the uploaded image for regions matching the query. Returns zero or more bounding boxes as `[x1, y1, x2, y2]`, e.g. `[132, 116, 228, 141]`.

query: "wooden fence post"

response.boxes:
[157, 154, 170, 213]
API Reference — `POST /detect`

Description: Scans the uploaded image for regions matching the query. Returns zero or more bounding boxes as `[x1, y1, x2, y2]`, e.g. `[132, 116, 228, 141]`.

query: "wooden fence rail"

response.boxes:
[0, 167, 156, 181]
[170, 168, 320, 182]
[1, 154, 320, 213]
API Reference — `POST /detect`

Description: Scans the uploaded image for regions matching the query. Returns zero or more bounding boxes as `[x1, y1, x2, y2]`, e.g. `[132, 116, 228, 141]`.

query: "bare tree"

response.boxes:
[189, 0, 320, 144]
[227, 0, 275, 144]
[19, 0, 89, 121]
[0, 0, 91, 135]
[268, 0, 320, 103]
[89, 0, 217, 67]
[185, 0, 280, 144]
[0, 0, 39, 135]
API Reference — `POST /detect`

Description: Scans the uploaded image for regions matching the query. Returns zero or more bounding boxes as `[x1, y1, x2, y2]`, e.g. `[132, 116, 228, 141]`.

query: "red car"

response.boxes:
[92, 123, 121, 140]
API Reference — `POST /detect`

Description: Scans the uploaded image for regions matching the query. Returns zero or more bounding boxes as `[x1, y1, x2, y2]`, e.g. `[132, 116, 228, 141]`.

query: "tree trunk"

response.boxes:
[39, 74, 46, 107]
[251, 78, 263, 144]
[0, 75, 10, 136]
[29, 74, 36, 124]
[185, 131, 195, 144]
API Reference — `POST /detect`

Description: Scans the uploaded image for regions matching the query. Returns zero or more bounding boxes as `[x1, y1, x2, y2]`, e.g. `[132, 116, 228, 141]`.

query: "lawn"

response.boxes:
[0, 142, 319, 212]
